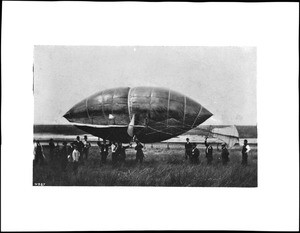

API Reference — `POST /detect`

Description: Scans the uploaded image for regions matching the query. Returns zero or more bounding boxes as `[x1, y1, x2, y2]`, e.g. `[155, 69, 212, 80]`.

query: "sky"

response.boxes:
[34, 46, 256, 125]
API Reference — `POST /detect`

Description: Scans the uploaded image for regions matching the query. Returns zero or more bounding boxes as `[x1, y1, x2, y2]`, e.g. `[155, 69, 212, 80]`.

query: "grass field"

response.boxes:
[33, 144, 257, 187]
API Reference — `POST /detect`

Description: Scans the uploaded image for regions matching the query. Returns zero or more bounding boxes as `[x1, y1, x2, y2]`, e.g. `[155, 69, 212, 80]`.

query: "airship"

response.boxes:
[63, 86, 213, 143]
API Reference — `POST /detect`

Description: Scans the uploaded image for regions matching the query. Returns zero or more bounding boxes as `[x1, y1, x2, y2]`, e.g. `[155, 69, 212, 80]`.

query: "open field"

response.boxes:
[33, 144, 257, 187]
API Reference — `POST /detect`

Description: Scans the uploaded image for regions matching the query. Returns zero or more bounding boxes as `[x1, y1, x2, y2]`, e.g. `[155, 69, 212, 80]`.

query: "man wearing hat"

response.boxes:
[241, 139, 251, 166]
[204, 137, 213, 165]
[72, 136, 84, 163]
[82, 135, 91, 160]
[98, 139, 110, 164]
[185, 138, 193, 160]
[221, 143, 230, 165]
[135, 140, 144, 164]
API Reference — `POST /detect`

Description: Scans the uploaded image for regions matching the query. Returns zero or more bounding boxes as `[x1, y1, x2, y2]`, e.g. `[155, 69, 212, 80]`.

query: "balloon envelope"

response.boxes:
[64, 86, 213, 143]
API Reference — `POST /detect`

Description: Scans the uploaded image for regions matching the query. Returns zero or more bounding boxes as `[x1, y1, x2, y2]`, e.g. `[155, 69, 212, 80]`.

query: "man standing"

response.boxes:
[241, 139, 251, 166]
[221, 143, 230, 165]
[204, 137, 213, 165]
[118, 142, 131, 164]
[98, 139, 109, 164]
[82, 135, 91, 160]
[72, 145, 80, 174]
[72, 136, 84, 162]
[191, 143, 200, 164]
[135, 140, 144, 164]
[60, 142, 69, 171]
[111, 141, 118, 165]
[34, 140, 45, 165]
[185, 138, 193, 160]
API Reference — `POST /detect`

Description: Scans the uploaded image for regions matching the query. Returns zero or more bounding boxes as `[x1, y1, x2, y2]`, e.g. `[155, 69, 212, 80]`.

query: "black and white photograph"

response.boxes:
[2, 2, 299, 231]
[33, 46, 257, 187]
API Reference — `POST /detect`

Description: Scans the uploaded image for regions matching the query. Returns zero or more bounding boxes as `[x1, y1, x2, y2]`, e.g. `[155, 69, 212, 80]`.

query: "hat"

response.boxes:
[221, 142, 226, 146]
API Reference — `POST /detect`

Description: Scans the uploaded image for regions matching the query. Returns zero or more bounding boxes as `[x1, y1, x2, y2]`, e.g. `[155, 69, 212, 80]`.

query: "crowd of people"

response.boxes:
[33, 135, 252, 173]
[185, 137, 251, 165]
[33, 135, 146, 173]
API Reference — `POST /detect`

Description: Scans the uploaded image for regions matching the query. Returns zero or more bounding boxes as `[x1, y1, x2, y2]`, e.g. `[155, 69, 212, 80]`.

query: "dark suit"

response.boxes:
[242, 145, 248, 166]
[135, 143, 144, 163]
[98, 142, 109, 164]
[221, 147, 229, 165]
[72, 140, 84, 152]
[72, 140, 84, 162]
[60, 145, 69, 171]
[191, 147, 200, 164]
[185, 142, 193, 160]
[205, 140, 213, 165]
[34, 144, 44, 165]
